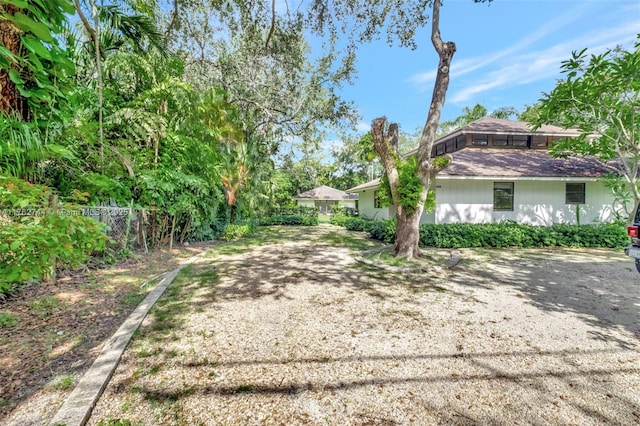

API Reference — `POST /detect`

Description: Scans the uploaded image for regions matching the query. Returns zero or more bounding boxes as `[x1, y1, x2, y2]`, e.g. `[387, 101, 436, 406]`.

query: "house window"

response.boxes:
[493, 135, 508, 146]
[374, 190, 383, 208]
[532, 135, 548, 147]
[436, 143, 445, 155]
[445, 140, 455, 152]
[494, 182, 514, 211]
[566, 183, 585, 204]
[455, 135, 466, 150]
[512, 135, 528, 147]
[472, 134, 488, 146]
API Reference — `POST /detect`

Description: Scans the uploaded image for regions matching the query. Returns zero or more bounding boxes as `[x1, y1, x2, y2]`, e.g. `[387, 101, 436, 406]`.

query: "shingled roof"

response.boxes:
[448, 117, 581, 137]
[439, 148, 609, 178]
[294, 185, 358, 200]
[403, 117, 582, 158]
[346, 179, 381, 193]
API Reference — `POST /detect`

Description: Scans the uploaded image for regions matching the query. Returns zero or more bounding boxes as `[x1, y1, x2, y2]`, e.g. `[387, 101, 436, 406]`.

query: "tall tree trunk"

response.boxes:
[0, 4, 30, 120]
[372, 117, 425, 258]
[371, 0, 455, 260]
[394, 204, 425, 258]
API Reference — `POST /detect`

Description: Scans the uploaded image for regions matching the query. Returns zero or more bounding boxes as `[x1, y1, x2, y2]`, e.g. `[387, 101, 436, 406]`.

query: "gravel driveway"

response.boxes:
[88, 225, 640, 425]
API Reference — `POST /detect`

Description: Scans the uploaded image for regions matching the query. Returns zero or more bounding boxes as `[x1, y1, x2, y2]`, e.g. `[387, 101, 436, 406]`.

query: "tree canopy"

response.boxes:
[532, 36, 640, 220]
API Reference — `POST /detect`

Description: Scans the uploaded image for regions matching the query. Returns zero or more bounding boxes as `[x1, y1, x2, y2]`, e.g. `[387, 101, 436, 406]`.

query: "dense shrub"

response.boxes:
[258, 207, 318, 227]
[258, 214, 318, 226]
[329, 213, 349, 227]
[421, 222, 628, 248]
[219, 223, 256, 241]
[0, 177, 108, 294]
[331, 216, 628, 249]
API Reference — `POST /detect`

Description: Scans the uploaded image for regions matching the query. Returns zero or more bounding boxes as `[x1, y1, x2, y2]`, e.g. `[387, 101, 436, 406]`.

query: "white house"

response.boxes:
[347, 118, 624, 226]
[294, 185, 358, 214]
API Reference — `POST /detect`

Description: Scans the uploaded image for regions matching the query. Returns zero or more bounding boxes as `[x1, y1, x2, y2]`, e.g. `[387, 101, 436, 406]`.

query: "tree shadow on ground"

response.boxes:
[97, 226, 640, 425]
[446, 248, 640, 349]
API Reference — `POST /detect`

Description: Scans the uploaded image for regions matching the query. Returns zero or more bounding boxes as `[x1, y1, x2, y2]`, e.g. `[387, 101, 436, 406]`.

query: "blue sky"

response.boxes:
[338, 0, 640, 136]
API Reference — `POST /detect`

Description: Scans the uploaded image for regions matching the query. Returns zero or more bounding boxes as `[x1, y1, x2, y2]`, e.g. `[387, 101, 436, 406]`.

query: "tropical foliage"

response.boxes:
[330, 216, 628, 249]
[532, 36, 640, 222]
[0, 0, 362, 292]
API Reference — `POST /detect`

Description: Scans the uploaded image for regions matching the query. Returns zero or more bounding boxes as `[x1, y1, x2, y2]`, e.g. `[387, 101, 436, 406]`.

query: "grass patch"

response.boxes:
[207, 227, 285, 257]
[97, 418, 134, 426]
[137, 346, 163, 358]
[316, 233, 378, 251]
[0, 311, 18, 328]
[123, 290, 146, 308]
[360, 246, 451, 271]
[234, 385, 253, 393]
[51, 373, 76, 390]
[29, 296, 60, 318]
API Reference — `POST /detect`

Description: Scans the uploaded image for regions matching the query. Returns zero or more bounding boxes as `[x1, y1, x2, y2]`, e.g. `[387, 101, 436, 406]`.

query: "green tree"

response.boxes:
[0, 0, 75, 181]
[0, 0, 74, 121]
[367, 0, 491, 259]
[438, 103, 519, 135]
[518, 103, 542, 123]
[71, 0, 165, 167]
[329, 133, 381, 190]
[438, 103, 487, 135]
[532, 37, 640, 221]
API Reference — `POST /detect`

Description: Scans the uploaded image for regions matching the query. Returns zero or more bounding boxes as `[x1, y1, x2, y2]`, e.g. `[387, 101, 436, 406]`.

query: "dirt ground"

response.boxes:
[0, 242, 214, 425]
[2, 225, 639, 425]
[79, 226, 640, 426]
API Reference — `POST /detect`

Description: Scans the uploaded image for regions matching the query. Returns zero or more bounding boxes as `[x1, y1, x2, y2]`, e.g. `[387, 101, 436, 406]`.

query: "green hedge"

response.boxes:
[258, 207, 318, 227]
[331, 217, 628, 248]
[258, 214, 318, 226]
[219, 223, 256, 241]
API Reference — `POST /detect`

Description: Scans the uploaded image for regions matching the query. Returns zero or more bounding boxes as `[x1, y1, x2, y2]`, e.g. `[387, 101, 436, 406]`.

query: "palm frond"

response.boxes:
[97, 5, 167, 56]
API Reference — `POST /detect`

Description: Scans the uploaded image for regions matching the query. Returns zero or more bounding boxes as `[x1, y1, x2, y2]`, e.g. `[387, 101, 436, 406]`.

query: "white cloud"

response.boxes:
[409, 0, 640, 107]
[410, 3, 587, 90]
[356, 121, 371, 133]
[448, 19, 640, 104]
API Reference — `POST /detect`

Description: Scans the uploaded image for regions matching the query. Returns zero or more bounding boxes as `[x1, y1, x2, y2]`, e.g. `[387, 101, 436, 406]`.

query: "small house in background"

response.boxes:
[347, 117, 626, 226]
[294, 185, 358, 214]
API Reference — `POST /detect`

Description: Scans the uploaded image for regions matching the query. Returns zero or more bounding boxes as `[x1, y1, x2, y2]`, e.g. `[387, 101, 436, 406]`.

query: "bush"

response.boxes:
[329, 213, 349, 227]
[418, 222, 628, 248]
[258, 214, 318, 226]
[330, 215, 628, 249]
[219, 222, 256, 241]
[0, 177, 108, 294]
[258, 207, 318, 227]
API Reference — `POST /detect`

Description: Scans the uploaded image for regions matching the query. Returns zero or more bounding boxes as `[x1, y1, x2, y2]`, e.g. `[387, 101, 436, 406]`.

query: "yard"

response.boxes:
[3, 225, 640, 425]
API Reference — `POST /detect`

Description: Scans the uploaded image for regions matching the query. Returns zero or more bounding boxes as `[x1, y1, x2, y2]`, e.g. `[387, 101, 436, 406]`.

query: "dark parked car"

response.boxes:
[624, 206, 640, 272]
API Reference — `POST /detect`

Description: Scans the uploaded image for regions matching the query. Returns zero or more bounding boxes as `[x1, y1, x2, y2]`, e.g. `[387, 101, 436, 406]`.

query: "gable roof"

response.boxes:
[439, 148, 609, 178]
[448, 117, 580, 137]
[346, 178, 381, 193]
[294, 185, 358, 200]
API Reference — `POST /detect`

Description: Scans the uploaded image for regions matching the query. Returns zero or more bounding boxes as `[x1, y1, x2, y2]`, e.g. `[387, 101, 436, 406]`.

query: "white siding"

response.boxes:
[352, 178, 623, 226]
[434, 180, 494, 223]
[357, 189, 393, 220]
[435, 179, 622, 225]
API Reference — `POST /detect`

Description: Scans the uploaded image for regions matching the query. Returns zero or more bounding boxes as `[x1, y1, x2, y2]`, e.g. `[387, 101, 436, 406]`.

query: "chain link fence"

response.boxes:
[80, 206, 150, 252]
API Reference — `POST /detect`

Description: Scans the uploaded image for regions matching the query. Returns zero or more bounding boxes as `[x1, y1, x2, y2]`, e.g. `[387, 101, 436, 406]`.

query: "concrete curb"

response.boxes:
[48, 253, 206, 426]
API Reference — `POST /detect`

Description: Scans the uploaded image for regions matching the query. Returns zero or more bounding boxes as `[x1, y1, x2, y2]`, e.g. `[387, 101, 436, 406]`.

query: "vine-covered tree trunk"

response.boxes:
[372, 117, 426, 258]
[0, 4, 30, 120]
[371, 0, 455, 260]
[394, 205, 424, 258]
